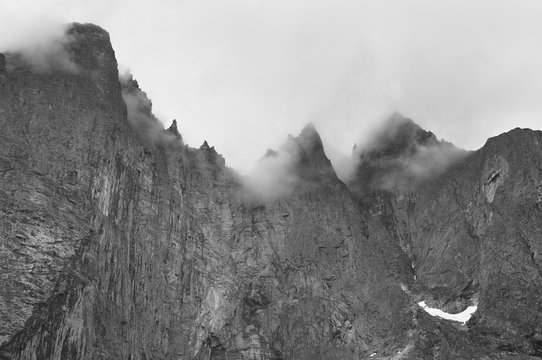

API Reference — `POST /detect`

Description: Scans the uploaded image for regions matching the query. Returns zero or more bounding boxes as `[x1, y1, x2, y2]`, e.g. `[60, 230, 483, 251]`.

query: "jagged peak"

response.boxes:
[297, 122, 324, 152]
[358, 113, 440, 159]
[349, 113, 467, 195]
[282, 122, 325, 156]
[167, 119, 182, 139]
[201, 140, 210, 150]
[246, 123, 340, 200]
[254, 123, 336, 179]
[197, 140, 226, 170]
[298, 122, 318, 138]
[274, 123, 337, 182]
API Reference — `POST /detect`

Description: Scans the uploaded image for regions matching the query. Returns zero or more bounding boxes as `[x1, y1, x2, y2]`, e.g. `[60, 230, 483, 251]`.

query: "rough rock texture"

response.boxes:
[0, 24, 412, 360]
[349, 114, 542, 357]
[349, 113, 467, 197]
[1, 23, 542, 360]
[0, 23, 122, 348]
[184, 125, 414, 360]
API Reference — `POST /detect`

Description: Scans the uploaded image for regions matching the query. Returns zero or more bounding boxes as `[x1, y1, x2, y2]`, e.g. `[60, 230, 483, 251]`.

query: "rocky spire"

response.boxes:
[278, 123, 338, 184]
[167, 119, 182, 140]
[199, 140, 226, 168]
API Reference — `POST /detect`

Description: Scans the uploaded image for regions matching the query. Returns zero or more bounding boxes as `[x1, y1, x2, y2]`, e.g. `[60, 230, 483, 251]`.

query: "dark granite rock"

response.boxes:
[349, 112, 468, 197]
[1, 22, 542, 360]
[349, 116, 542, 357]
[0, 23, 411, 360]
[0, 53, 5, 73]
[167, 119, 183, 140]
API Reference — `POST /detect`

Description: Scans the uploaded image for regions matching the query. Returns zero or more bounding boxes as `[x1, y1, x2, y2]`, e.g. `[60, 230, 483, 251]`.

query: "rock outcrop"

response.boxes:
[349, 115, 542, 357]
[349, 112, 467, 197]
[0, 23, 411, 360]
[1, 23, 542, 360]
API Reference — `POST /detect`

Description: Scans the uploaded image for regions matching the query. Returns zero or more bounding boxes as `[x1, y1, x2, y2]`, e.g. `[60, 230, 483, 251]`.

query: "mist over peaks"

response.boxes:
[120, 71, 182, 148]
[242, 123, 337, 201]
[0, 22, 78, 74]
[348, 112, 468, 195]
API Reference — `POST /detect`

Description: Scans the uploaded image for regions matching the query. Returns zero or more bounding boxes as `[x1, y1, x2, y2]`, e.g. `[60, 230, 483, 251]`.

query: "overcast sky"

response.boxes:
[1, 0, 541, 174]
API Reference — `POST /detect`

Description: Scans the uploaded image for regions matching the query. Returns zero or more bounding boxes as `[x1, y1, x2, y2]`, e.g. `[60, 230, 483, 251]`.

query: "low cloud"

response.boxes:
[1, 1, 542, 174]
[347, 113, 468, 194]
[371, 142, 466, 192]
[241, 124, 336, 201]
[403, 142, 465, 178]
[325, 143, 359, 184]
[0, 22, 78, 73]
[119, 71, 182, 148]
[242, 148, 299, 202]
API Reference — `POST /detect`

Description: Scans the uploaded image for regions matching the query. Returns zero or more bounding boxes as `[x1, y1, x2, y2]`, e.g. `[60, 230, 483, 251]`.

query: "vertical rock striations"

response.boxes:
[349, 114, 542, 356]
[1, 23, 542, 360]
[0, 23, 412, 360]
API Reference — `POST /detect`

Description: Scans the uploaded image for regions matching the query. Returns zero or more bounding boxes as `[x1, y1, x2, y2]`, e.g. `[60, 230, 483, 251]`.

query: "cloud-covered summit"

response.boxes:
[348, 112, 468, 195]
[120, 72, 183, 148]
[243, 123, 338, 201]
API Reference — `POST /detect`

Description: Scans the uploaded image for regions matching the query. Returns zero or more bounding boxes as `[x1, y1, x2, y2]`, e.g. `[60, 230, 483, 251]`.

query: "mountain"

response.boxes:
[348, 115, 542, 357]
[1, 23, 541, 359]
[349, 112, 468, 197]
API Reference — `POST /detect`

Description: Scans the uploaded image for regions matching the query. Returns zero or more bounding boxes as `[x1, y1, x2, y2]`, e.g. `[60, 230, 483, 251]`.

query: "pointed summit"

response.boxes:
[349, 113, 466, 196]
[198, 140, 226, 168]
[167, 119, 182, 140]
[247, 123, 341, 201]
[362, 113, 439, 159]
[295, 122, 326, 155]
[283, 123, 324, 154]
[298, 122, 319, 141]
[278, 123, 338, 183]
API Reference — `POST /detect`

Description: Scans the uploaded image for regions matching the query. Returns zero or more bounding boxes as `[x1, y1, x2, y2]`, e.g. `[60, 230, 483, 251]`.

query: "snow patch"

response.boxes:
[418, 301, 477, 324]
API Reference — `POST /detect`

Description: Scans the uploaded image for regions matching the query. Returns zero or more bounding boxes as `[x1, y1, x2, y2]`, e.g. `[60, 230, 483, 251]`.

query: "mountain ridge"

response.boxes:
[1, 22, 542, 360]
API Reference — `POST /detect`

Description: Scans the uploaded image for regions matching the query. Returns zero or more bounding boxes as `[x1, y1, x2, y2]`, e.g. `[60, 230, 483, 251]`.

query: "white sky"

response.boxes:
[1, 0, 541, 173]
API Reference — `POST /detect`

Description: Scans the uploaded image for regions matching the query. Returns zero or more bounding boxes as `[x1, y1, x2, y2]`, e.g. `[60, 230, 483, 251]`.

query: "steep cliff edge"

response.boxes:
[195, 124, 415, 359]
[349, 114, 542, 356]
[1, 22, 542, 360]
[0, 23, 123, 350]
[0, 23, 204, 359]
[0, 24, 411, 360]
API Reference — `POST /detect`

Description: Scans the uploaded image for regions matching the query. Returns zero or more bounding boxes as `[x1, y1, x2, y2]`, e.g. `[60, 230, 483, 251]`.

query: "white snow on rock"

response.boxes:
[418, 301, 477, 324]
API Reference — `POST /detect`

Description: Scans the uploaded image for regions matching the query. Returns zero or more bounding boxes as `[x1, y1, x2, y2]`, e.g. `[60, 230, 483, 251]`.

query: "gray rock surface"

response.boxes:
[0, 23, 541, 360]
[0, 23, 412, 360]
[349, 114, 542, 357]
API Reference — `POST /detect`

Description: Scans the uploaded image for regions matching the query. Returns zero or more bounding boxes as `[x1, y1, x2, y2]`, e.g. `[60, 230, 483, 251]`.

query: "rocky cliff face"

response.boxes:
[1, 23, 542, 360]
[349, 115, 542, 357]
